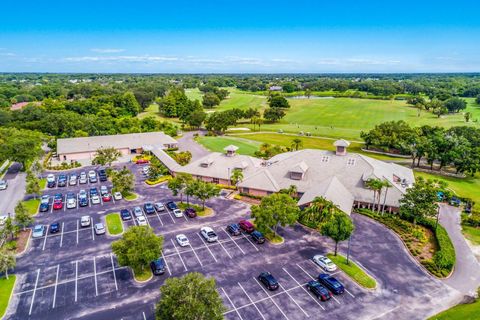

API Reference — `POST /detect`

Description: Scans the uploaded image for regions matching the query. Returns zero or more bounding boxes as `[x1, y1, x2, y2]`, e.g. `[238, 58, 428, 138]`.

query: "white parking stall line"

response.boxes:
[63, 195, 67, 212]
[145, 214, 152, 227]
[111, 254, 118, 291]
[345, 288, 355, 298]
[161, 251, 172, 276]
[52, 264, 60, 308]
[189, 243, 203, 267]
[283, 267, 325, 310]
[296, 263, 341, 305]
[254, 277, 290, 320]
[74, 261, 78, 302]
[60, 222, 64, 248]
[76, 220, 79, 244]
[155, 211, 164, 226]
[241, 233, 259, 251]
[50, 203, 54, 213]
[170, 239, 188, 271]
[222, 230, 245, 255]
[221, 287, 244, 320]
[93, 257, 98, 296]
[217, 236, 233, 259]
[167, 209, 176, 224]
[91, 217, 95, 240]
[278, 282, 309, 317]
[142, 311, 147, 320]
[237, 282, 266, 320]
[89, 195, 92, 207]
[196, 234, 218, 263]
[28, 269, 40, 315]
[42, 227, 48, 251]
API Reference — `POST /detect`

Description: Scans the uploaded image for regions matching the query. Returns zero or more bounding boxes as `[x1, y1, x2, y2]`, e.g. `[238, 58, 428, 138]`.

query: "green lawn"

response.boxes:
[137, 103, 182, 123]
[123, 192, 139, 201]
[196, 136, 261, 156]
[105, 213, 123, 235]
[428, 299, 480, 320]
[462, 225, 480, 246]
[39, 178, 46, 190]
[0, 276, 16, 319]
[414, 171, 480, 204]
[178, 202, 213, 217]
[22, 198, 40, 215]
[187, 87, 267, 112]
[133, 269, 152, 282]
[327, 253, 377, 289]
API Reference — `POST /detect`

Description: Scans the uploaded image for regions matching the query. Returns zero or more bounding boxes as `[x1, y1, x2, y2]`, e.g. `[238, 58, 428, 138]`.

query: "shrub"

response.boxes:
[239, 192, 263, 200]
[216, 184, 236, 190]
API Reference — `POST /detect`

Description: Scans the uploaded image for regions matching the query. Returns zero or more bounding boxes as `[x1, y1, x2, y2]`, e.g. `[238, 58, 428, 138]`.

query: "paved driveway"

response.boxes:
[176, 131, 210, 161]
[0, 163, 26, 216]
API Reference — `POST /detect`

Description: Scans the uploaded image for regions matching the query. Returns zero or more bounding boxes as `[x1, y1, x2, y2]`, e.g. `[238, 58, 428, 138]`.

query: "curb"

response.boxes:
[332, 252, 379, 292]
[131, 269, 153, 284]
[105, 213, 124, 238]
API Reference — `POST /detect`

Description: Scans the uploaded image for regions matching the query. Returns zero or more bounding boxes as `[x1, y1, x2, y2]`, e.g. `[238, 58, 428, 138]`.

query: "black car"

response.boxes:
[39, 202, 50, 212]
[166, 201, 178, 210]
[251, 230, 265, 244]
[89, 187, 98, 196]
[258, 272, 279, 291]
[143, 203, 156, 214]
[57, 175, 67, 187]
[307, 280, 332, 301]
[150, 258, 166, 275]
[120, 209, 132, 221]
[79, 197, 88, 207]
[47, 180, 56, 188]
[50, 222, 60, 233]
[318, 274, 344, 295]
[98, 169, 108, 181]
[227, 223, 241, 236]
[184, 207, 197, 218]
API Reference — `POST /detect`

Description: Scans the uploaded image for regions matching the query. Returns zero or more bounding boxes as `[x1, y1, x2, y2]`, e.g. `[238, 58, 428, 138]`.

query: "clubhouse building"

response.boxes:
[156, 139, 414, 214]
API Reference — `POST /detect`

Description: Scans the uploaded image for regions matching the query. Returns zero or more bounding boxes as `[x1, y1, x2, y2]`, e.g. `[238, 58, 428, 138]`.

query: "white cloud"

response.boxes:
[90, 48, 125, 53]
[64, 55, 178, 62]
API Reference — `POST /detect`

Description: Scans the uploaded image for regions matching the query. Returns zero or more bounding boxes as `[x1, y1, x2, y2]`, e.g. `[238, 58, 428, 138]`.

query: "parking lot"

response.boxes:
[6, 164, 448, 320]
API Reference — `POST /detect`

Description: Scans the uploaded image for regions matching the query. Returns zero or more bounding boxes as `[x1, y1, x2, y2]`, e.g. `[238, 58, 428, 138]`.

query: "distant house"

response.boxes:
[10, 101, 40, 111]
[269, 85, 283, 91]
[56, 132, 178, 162]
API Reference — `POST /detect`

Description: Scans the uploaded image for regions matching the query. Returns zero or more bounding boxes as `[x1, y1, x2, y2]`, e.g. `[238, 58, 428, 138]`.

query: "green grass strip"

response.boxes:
[327, 253, 376, 289]
[105, 213, 123, 235]
[0, 276, 16, 318]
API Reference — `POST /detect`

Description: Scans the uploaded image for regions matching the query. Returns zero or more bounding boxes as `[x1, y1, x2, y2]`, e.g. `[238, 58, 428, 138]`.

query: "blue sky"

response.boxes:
[1, 0, 479, 73]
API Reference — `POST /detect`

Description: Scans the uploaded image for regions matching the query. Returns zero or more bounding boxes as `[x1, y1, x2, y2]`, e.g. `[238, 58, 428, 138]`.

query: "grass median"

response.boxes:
[428, 299, 480, 320]
[178, 203, 213, 217]
[0, 276, 16, 319]
[123, 192, 138, 201]
[106, 213, 123, 236]
[327, 253, 376, 289]
[22, 198, 40, 215]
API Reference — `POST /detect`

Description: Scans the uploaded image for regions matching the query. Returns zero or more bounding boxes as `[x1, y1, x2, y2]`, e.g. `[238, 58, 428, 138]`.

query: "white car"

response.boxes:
[40, 195, 50, 204]
[79, 172, 88, 184]
[100, 185, 108, 195]
[137, 216, 148, 226]
[69, 174, 77, 186]
[133, 206, 144, 217]
[66, 198, 77, 209]
[173, 209, 183, 218]
[176, 234, 189, 247]
[94, 223, 106, 235]
[312, 254, 337, 272]
[0, 180, 7, 190]
[0, 215, 7, 226]
[80, 216, 91, 227]
[78, 189, 87, 199]
[32, 225, 45, 238]
[154, 202, 165, 212]
[46, 174, 55, 183]
[200, 227, 218, 243]
[113, 192, 122, 200]
[88, 170, 97, 182]
[142, 166, 150, 175]
[91, 195, 101, 204]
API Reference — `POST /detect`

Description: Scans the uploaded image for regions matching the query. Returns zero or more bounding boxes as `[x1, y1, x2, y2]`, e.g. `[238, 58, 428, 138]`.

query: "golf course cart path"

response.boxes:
[177, 130, 210, 161]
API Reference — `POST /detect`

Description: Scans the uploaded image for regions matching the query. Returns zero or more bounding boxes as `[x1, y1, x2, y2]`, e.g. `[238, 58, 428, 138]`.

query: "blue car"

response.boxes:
[120, 209, 132, 221]
[50, 222, 60, 233]
[318, 273, 344, 295]
[227, 223, 241, 236]
[39, 202, 50, 212]
[166, 201, 178, 210]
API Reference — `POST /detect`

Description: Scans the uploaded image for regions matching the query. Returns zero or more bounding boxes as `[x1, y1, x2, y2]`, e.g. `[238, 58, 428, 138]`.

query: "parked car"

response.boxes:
[69, 174, 77, 186]
[89, 187, 98, 196]
[306, 280, 332, 301]
[0, 180, 7, 190]
[133, 206, 144, 217]
[47, 180, 56, 188]
[50, 222, 60, 233]
[313, 255, 337, 272]
[137, 216, 148, 226]
[100, 185, 108, 195]
[184, 207, 197, 218]
[98, 169, 107, 182]
[80, 216, 91, 227]
[54, 193, 63, 201]
[79, 172, 88, 184]
[40, 195, 50, 204]
[200, 227, 218, 242]
[154, 202, 165, 212]
[91, 195, 101, 204]
[102, 193, 112, 202]
[66, 197, 77, 209]
[251, 230, 265, 244]
[176, 234, 189, 247]
[79, 196, 88, 207]
[136, 158, 149, 164]
[227, 223, 241, 236]
[239, 220, 255, 233]
[173, 209, 183, 218]
[53, 199, 63, 210]
[94, 223, 106, 235]
[57, 174, 67, 187]
[46, 174, 55, 183]
[32, 225, 45, 238]
[142, 166, 150, 176]
[113, 192, 122, 200]
[150, 258, 166, 275]
[317, 274, 344, 295]
[120, 209, 132, 221]
[258, 272, 279, 291]
[88, 170, 97, 183]
[39, 202, 50, 212]
[166, 201, 178, 210]
[144, 203, 156, 214]
[450, 197, 461, 207]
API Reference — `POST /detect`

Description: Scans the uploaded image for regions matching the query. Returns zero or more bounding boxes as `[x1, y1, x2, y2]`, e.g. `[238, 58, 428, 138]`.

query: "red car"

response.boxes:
[239, 220, 255, 233]
[135, 159, 149, 164]
[102, 193, 112, 202]
[53, 200, 63, 210]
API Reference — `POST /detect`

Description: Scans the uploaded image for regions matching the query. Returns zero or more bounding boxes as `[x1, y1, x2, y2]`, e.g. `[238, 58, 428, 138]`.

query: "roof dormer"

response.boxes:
[289, 161, 308, 180]
[224, 145, 239, 157]
[333, 139, 350, 156]
[200, 157, 214, 168]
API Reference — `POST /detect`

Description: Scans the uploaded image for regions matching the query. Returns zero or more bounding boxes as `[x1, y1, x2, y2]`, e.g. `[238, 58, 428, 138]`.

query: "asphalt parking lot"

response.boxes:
[6, 164, 449, 320]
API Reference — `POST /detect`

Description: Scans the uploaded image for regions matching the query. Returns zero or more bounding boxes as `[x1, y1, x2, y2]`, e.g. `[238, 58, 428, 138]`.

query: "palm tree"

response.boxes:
[365, 178, 383, 211]
[381, 181, 392, 214]
[376, 179, 391, 213]
[291, 138, 303, 151]
[301, 197, 339, 228]
[230, 169, 244, 189]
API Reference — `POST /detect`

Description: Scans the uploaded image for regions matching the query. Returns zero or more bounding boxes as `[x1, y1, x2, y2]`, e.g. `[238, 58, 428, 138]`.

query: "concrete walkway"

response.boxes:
[176, 130, 210, 161]
[0, 163, 27, 216]
[439, 204, 480, 296]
